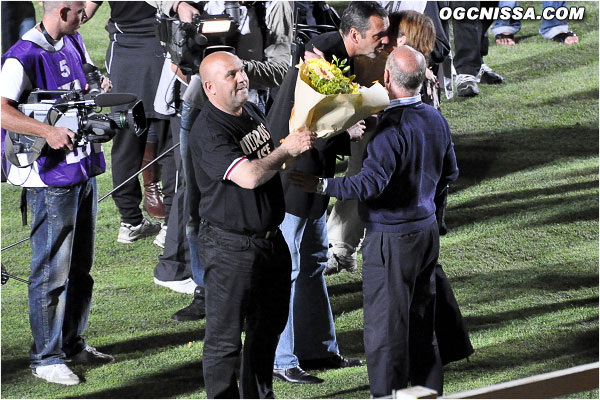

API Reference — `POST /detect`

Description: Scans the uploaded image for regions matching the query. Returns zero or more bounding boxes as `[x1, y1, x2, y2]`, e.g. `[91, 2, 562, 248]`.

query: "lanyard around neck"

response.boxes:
[39, 21, 59, 46]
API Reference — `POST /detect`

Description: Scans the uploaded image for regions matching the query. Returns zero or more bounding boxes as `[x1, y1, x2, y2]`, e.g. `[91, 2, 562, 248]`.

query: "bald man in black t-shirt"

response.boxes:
[189, 52, 315, 399]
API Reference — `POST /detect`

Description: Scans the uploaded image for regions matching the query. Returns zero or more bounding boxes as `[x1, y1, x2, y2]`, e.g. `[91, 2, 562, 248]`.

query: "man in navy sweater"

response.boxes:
[290, 45, 459, 397]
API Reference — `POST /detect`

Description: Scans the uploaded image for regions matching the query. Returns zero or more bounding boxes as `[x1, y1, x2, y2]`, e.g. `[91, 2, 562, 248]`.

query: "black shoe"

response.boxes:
[300, 353, 364, 370]
[273, 366, 324, 384]
[66, 345, 115, 365]
[477, 64, 504, 85]
[172, 286, 206, 322]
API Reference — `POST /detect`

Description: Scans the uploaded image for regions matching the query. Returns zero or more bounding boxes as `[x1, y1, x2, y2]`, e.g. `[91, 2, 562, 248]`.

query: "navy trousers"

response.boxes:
[362, 220, 444, 397]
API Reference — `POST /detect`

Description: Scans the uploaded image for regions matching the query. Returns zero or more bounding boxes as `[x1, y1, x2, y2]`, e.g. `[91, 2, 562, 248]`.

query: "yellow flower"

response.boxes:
[305, 57, 359, 95]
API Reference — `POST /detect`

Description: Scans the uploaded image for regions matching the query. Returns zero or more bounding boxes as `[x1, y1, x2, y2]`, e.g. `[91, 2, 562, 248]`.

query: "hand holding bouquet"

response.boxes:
[290, 55, 389, 139]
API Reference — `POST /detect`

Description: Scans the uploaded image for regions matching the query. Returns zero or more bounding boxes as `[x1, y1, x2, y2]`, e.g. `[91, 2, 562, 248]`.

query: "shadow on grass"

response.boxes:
[1, 358, 30, 383]
[465, 295, 598, 332]
[453, 180, 598, 211]
[318, 384, 371, 399]
[525, 202, 599, 227]
[449, 190, 597, 228]
[330, 292, 363, 318]
[102, 328, 206, 358]
[0, 328, 206, 386]
[328, 280, 362, 296]
[331, 329, 364, 357]
[492, 41, 599, 82]
[450, 264, 597, 290]
[450, 326, 598, 374]
[72, 360, 204, 399]
[451, 124, 598, 195]
[530, 88, 600, 107]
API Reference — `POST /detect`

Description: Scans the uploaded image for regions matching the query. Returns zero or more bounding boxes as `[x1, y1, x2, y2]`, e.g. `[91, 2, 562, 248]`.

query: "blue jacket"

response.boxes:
[325, 100, 458, 233]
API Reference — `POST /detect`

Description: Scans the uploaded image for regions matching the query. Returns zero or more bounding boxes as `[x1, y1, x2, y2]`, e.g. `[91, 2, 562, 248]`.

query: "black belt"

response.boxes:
[200, 219, 278, 240]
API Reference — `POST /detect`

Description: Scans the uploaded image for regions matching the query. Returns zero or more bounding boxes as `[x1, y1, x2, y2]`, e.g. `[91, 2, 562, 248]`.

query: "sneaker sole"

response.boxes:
[117, 237, 138, 244]
[153, 278, 196, 294]
[153, 238, 165, 248]
[32, 372, 80, 385]
[118, 231, 161, 244]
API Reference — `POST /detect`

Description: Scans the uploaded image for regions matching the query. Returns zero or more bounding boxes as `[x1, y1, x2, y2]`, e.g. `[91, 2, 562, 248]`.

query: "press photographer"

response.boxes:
[0, 1, 116, 386]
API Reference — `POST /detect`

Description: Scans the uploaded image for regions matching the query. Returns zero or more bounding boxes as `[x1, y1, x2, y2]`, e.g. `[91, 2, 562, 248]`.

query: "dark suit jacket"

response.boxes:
[267, 31, 351, 219]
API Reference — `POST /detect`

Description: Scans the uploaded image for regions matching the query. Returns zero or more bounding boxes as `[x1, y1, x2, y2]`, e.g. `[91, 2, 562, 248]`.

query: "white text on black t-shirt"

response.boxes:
[240, 123, 272, 159]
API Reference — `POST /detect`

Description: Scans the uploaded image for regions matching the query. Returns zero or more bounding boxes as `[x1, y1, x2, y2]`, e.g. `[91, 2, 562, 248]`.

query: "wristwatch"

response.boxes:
[315, 177, 326, 195]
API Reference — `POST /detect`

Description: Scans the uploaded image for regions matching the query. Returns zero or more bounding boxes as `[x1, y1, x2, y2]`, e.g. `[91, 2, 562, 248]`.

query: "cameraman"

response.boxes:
[0, 1, 114, 385]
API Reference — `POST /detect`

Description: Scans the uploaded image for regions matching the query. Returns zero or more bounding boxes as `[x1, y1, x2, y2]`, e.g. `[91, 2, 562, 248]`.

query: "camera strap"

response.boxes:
[39, 21, 59, 47]
[4, 134, 47, 168]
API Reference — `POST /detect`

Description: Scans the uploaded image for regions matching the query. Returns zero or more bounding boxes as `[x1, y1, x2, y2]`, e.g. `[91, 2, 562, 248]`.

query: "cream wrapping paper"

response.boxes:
[289, 60, 390, 139]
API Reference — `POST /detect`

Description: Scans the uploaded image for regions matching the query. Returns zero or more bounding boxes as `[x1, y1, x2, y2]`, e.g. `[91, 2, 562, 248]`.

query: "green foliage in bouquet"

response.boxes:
[306, 55, 359, 95]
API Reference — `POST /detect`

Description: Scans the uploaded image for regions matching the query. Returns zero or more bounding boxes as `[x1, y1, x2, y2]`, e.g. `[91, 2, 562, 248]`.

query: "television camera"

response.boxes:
[156, 4, 240, 74]
[4, 64, 147, 168]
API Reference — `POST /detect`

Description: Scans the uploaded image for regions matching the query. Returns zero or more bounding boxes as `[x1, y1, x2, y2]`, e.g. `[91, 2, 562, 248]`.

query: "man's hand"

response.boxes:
[46, 126, 75, 151]
[281, 128, 316, 157]
[288, 171, 319, 192]
[347, 120, 366, 141]
[304, 46, 325, 61]
[173, 2, 200, 23]
[101, 76, 113, 93]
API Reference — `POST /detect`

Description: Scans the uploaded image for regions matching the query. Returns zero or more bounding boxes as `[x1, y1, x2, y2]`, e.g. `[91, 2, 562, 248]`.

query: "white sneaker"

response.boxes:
[455, 74, 480, 97]
[117, 217, 162, 244]
[32, 364, 80, 385]
[154, 277, 196, 294]
[153, 224, 168, 249]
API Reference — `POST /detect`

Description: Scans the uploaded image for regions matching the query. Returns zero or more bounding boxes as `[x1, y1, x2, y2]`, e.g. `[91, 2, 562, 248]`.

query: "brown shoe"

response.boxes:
[143, 182, 166, 219]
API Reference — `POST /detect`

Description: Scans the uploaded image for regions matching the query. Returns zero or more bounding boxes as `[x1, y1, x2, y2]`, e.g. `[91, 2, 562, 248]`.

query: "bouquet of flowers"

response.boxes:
[290, 56, 389, 139]
[306, 55, 359, 95]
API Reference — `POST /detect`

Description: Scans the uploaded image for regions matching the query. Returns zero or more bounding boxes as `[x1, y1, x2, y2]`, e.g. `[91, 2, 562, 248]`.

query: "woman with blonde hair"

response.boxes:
[387, 10, 441, 109]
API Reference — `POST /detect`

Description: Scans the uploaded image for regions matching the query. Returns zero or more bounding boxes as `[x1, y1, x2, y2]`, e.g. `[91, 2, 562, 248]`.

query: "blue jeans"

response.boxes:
[180, 101, 204, 287]
[26, 178, 97, 367]
[274, 212, 339, 369]
[491, 1, 570, 40]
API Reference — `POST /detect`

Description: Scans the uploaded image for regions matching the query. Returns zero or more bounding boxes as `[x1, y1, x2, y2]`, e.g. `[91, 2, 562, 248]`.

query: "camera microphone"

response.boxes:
[94, 93, 138, 108]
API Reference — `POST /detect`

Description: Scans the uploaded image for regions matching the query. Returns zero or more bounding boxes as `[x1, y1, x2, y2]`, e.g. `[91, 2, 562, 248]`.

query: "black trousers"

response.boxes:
[110, 118, 175, 225]
[362, 221, 443, 398]
[153, 116, 193, 281]
[451, 1, 499, 76]
[198, 223, 291, 399]
[105, 17, 175, 225]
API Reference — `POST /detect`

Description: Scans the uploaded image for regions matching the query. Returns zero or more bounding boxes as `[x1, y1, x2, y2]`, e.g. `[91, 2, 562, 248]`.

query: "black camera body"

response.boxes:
[14, 90, 145, 142]
[156, 11, 239, 74]
[4, 65, 147, 168]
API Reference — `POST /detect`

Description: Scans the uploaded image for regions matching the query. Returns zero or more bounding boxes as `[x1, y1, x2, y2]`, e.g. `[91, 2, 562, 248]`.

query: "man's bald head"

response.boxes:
[200, 51, 249, 115]
[41, 1, 86, 37]
[199, 51, 240, 83]
[43, 1, 84, 15]
[385, 45, 426, 96]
